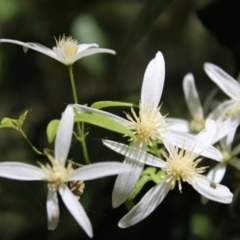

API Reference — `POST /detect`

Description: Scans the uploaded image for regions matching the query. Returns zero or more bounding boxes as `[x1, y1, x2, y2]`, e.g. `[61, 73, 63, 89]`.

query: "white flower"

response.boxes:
[74, 52, 224, 208]
[0, 105, 130, 237]
[0, 35, 116, 65]
[165, 73, 238, 142]
[103, 119, 233, 227]
[204, 63, 240, 124]
[202, 127, 240, 204]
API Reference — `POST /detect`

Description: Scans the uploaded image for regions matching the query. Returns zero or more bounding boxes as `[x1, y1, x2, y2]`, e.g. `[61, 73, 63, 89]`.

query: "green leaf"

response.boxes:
[0, 117, 14, 128]
[46, 119, 60, 143]
[151, 170, 166, 184]
[129, 175, 151, 201]
[19, 109, 30, 123]
[75, 112, 136, 140]
[91, 101, 133, 109]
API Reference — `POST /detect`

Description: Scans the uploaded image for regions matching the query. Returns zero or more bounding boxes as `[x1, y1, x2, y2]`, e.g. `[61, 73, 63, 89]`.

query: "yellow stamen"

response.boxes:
[55, 35, 78, 61]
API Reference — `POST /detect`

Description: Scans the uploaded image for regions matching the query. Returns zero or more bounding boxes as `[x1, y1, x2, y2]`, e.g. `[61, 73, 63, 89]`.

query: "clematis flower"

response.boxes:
[0, 105, 130, 237]
[0, 35, 116, 66]
[74, 52, 222, 208]
[201, 127, 240, 204]
[102, 119, 233, 227]
[204, 63, 240, 125]
[165, 73, 238, 142]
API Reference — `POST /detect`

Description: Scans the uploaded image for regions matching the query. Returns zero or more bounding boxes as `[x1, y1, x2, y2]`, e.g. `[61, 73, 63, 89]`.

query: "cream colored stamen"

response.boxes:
[190, 118, 205, 133]
[125, 103, 167, 146]
[38, 150, 73, 188]
[164, 146, 207, 192]
[55, 35, 78, 61]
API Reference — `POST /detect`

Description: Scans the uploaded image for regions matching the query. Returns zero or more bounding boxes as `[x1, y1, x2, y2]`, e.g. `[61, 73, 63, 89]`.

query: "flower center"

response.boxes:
[226, 102, 240, 117]
[164, 147, 207, 192]
[55, 35, 78, 61]
[125, 103, 167, 146]
[190, 118, 205, 133]
[220, 149, 236, 165]
[39, 151, 73, 188]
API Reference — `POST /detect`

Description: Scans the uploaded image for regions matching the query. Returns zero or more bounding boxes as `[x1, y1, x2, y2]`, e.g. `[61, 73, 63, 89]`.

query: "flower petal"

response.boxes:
[72, 48, 116, 63]
[77, 43, 98, 52]
[207, 99, 236, 120]
[0, 39, 58, 60]
[68, 162, 131, 181]
[207, 163, 227, 184]
[46, 188, 59, 230]
[204, 63, 240, 101]
[58, 185, 93, 238]
[165, 117, 190, 132]
[196, 119, 217, 144]
[118, 176, 171, 228]
[141, 51, 165, 108]
[183, 73, 203, 119]
[102, 140, 167, 168]
[191, 175, 233, 204]
[0, 162, 43, 180]
[52, 47, 68, 64]
[54, 105, 74, 166]
[74, 104, 130, 126]
[170, 130, 223, 161]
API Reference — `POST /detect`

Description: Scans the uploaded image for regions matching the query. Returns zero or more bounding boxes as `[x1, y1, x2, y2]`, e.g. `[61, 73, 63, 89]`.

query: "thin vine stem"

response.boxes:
[68, 65, 90, 164]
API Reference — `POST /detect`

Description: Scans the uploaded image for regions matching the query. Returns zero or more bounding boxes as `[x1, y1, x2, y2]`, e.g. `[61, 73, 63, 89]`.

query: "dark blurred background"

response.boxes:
[0, 0, 240, 239]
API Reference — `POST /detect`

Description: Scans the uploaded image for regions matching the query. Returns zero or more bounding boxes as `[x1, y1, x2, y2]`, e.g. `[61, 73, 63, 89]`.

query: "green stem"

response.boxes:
[68, 65, 90, 164]
[20, 130, 44, 155]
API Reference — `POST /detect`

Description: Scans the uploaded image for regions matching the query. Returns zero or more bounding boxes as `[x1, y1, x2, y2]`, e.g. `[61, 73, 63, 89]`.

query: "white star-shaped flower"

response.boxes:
[204, 63, 240, 124]
[103, 120, 233, 227]
[0, 35, 115, 66]
[74, 52, 224, 208]
[166, 73, 238, 142]
[0, 105, 130, 237]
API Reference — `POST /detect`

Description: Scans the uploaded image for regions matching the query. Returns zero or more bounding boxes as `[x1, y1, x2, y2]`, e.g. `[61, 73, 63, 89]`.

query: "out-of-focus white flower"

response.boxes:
[204, 63, 240, 125]
[0, 35, 115, 65]
[103, 119, 233, 227]
[165, 73, 239, 142]
[0, 105, 130, 237]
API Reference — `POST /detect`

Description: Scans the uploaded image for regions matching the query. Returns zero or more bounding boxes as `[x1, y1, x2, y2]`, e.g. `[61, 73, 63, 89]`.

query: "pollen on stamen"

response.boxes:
[38, 150, 73, 187]
[226, 102, 240, 117]
[164, 146, 208, 192]
[55, 35, 79, 61]
[125, 103, 168, 146]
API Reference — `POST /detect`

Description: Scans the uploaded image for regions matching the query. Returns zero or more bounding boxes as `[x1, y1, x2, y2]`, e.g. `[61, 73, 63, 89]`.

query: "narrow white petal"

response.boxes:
[102, 140, 167, 168]
[52, 47, 68, 64]
[170, 130, 223, 161]
[207, 163, 227, 183]
[59, 185, 93, 238]
[0, 162, 43, 180]
[232, 160, 240, 171]
[191, 175, 233, 204]
[54, 105, 74, 166]
[47, 188, 59, 230]
[183, 73, 203, 119]
[0, 39, 58, 60]
[223, 127, 237, 152]
[232, 143, 240, 156]
[165, 117, 190, 132]
[196, 119, 217, 144]
[141, 51, 165, 108]
[72, 48, 116, 63]
[73, 104, 130, 126]
[204, 63, 240, 100]
[207, 99, 236, 120]
[77, 43, 98, 52]
[213, 117, 239, 145]
[68, 162, 131, 181]
[119, 176, 171, 228]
